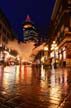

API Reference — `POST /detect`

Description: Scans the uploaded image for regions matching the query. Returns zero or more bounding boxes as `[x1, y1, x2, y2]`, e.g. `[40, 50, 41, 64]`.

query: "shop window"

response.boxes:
[62, 47, 66, 60]
[64, 27, 69, 33]
[63, 50, 66, 60]
[59, 54, 62, 60]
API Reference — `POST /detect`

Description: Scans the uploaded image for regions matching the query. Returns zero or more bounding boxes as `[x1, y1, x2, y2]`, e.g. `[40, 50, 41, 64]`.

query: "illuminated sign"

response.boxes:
[24, 24, 32, 28]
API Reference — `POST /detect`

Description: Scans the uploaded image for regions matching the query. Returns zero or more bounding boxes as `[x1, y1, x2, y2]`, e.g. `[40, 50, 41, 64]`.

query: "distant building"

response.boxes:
[48, 0, 71, 67]
[23, 15, 38, 43]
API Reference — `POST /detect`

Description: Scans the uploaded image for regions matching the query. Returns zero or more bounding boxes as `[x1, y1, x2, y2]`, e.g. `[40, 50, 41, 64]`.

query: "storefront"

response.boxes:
[58, 47, 66, 67]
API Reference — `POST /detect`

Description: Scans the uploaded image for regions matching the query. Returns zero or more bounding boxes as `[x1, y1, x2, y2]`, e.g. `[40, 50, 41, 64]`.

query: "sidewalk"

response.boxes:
[58, 91, 71, 108]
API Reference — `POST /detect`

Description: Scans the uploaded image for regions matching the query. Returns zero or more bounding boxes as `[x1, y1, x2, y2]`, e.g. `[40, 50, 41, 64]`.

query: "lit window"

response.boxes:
[63, 51, 66, 60]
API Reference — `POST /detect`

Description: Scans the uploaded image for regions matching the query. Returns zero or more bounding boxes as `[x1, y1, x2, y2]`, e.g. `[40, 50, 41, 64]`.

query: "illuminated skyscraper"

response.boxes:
[23, 15, 38, 43]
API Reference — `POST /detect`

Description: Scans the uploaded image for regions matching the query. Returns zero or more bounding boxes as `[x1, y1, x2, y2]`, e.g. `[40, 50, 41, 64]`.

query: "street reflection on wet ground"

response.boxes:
[0, 64, 71, 108]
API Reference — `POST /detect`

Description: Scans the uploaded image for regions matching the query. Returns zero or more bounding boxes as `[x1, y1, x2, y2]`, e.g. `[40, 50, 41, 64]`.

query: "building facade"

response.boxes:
[0, 9, 16, 63]
[48, 0, 71, 67]
[0, 9, 15, 45]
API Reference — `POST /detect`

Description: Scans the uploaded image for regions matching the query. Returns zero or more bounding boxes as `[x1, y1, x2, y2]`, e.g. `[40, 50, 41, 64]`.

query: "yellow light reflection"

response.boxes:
[15, 65, 32, 84]
[49, 68, 61, 104]
[49, 68, 68, 104]
[40, 65, 48, 92]
[3, 66, 10, 89]
[50, 68, 55, 86]
[15, 65, 20, 83]
[3, 66, 16, 91]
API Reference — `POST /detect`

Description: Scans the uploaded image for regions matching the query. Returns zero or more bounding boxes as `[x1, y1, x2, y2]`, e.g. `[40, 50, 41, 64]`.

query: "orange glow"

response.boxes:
[24, 24, 32, 28]
[6, 40, 46, 62]
[63, 50, 66, 60]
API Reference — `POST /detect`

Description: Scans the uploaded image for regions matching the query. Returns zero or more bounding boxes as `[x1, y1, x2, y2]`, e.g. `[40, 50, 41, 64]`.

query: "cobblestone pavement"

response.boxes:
[0, 65, 71, 108]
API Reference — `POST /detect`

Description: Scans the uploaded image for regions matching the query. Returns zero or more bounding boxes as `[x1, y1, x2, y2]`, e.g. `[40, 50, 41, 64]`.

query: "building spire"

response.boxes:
[26, 15, 31, 21]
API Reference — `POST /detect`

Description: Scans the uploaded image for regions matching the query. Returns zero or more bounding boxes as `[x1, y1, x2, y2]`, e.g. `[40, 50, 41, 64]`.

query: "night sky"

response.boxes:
[0, 0, 55, 41]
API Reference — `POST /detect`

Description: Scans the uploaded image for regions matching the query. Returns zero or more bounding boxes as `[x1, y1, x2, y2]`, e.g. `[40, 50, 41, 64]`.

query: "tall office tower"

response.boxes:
[23, 15, 38, 43]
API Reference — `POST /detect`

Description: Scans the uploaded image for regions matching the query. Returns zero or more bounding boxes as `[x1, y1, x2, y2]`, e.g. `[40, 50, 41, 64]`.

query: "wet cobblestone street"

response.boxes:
[0, 65, 71, 108]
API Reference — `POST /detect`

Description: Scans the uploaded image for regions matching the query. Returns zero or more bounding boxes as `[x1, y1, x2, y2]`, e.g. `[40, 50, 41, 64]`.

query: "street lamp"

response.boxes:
[51, 41, 58, 68]
[44, 46, 48, 51]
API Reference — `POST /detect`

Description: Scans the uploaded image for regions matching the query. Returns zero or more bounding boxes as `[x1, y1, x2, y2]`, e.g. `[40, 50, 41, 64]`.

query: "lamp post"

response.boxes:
[51, 41, 58, 68]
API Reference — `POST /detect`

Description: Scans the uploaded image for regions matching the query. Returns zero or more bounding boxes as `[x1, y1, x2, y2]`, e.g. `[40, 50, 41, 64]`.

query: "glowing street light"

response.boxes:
[51, 41, 58, 51]
[44, 46, 48, 51]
